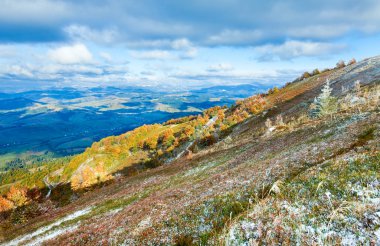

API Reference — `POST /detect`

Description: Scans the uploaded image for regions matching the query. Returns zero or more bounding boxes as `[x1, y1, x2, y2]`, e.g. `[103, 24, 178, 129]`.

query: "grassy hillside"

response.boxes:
[0, 56, 379, 245]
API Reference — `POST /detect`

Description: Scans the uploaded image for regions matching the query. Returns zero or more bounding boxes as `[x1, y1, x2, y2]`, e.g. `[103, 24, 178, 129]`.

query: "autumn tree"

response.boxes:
[312, 69, 320, 76]
[217, 110, 225, 121]
[159, 128, 174, 144]
[348, 58, 357, 66]
[301, 71, 311, 80]
[336, 60, 346, 69]
[144, 136, 157, 150]
[195, 115, 207, 126]
[241, 111, 249, 119]
[110, 145, 121, 155]
[81, 166, 96, 188]
[94, 162, 112, 183]
[157, 149, 164, 156]
[182, 125, 195, 138]
[0, 197, 14, 212]
[137, 138, 149, 150]
[6, 186, 28, 207]
[70, 174, 82, 190]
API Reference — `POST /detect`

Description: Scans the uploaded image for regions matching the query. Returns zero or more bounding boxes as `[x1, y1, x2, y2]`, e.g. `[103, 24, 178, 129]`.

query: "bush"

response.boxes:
[335, 60, 346, 69]
[301, 71, 311, 80]
[348, 58, 357, 66]
[174, 234, 195, 246]
[268, 86, 280, 94]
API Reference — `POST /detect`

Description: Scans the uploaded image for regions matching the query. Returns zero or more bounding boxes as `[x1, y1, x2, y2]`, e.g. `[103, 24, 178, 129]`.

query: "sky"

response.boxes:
[1, 0, 380, 91]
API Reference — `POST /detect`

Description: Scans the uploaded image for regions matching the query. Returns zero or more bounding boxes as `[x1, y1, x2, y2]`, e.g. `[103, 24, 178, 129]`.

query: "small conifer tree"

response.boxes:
[265, 118, 272, 130]
[354, 80, 361, 95]
[309, 79, 337, 118]
[275, 114, 284, 126]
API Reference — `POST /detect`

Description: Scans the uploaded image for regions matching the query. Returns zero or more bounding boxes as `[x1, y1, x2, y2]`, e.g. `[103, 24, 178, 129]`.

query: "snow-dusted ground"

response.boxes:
[2, 207, 93, 246]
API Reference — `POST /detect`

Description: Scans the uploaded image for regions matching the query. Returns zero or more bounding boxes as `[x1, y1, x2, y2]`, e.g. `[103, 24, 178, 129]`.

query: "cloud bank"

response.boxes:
[48, 44, 93, 64]
[0, 0, 380, 89]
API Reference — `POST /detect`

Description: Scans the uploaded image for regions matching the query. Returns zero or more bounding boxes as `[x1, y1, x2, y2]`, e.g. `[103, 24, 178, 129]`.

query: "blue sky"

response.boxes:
[1, 0, 380, 91]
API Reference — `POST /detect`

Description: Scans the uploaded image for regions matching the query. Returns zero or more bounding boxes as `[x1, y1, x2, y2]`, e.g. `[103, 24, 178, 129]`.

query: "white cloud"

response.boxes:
[207, 63, 234, 72]
[130, 47, 199, 60]
[7, 65, 34, 77]
[99, 52, 113, 63]
[2, 1, 380, 47]
[130, 50, 174, 60]
[288, 25, 351, 39]
[126, 39, 172, 49]
[48, 43, 93, 64]
[207, 29, 263, 46]
[0, 44, 16, 58]
[64, 25, 119, 44]
[41, 64, 103, 75]
[171, 39, 198, 59]
[171, 38, 192, 49]
[255, 40, 347, 61]
[0, 0, 69, 24]
[180, 47, 198, 59]
[171, 67, 296, 86]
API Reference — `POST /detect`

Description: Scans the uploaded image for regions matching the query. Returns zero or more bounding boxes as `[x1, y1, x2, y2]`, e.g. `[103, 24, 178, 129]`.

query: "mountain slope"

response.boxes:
[0, 56, 379, 245]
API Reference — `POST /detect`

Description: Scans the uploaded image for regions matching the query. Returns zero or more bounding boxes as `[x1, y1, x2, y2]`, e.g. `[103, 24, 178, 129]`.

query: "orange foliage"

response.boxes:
[0, 196, 14, 212]
[70, 174, 82, 191]
[196, 115, 207, 126]
[159, 128, 174, 143]
[6, 186, 28, 207]
[348, 58, 356, 66]
[182, 125, 195, 137]
[71, 162, 113, 190]
[144, 136, 157, 149]
[164, 115, 197, 125]
[82, 166, 96, 188]
[336, 60, 346, 69]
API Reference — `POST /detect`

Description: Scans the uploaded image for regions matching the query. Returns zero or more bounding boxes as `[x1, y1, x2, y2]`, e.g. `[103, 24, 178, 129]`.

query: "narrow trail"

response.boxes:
[171, 116, 218, 162]
[43, 169, 64, 198]
[43, 176, 55, 198]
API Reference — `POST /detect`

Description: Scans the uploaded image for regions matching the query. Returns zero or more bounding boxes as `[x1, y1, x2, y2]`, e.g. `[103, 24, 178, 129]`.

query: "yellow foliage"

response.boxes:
[6, 186, 28, 207]
[70, 174, 82, 190]
[0, 196, 14, 212]
[159, 128, 174, 143]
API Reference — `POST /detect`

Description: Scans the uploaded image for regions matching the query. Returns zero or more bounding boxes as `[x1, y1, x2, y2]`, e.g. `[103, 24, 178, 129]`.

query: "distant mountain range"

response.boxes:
[0, 83, 270, 160]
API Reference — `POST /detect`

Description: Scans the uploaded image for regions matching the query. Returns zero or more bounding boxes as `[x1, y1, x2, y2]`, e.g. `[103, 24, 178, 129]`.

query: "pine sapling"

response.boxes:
[309, 79, 338, 118]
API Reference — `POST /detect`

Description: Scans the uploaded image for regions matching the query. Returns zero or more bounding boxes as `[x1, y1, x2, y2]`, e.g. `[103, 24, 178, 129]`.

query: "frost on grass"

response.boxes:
[226, 154, 380, 245]
[183, 160, 220, 177]
[4, 207, 93, 246]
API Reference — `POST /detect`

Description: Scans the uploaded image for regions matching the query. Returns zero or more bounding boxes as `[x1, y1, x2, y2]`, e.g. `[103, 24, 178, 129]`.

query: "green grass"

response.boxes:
[0, 153, 18, 169]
